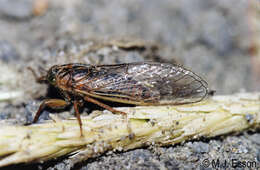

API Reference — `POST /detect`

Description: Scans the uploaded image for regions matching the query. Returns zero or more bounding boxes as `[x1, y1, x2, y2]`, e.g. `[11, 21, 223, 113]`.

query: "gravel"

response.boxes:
[0, 0, 259, 169]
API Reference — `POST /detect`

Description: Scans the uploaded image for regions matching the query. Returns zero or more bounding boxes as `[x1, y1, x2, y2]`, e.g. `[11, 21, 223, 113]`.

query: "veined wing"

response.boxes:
[73, 62, 209, 105]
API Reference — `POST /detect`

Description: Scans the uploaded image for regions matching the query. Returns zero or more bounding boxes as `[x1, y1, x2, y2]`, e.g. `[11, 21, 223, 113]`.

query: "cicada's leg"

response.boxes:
[73, 100, 83, 137]
[33, 99, 69, 123]
[83, 96, 127, 115]
[83, 96, 133, 137]
[27, 67, 47, 83]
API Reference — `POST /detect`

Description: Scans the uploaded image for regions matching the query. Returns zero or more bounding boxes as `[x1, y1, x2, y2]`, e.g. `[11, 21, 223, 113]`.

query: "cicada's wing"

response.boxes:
[73, 62, 209, 105]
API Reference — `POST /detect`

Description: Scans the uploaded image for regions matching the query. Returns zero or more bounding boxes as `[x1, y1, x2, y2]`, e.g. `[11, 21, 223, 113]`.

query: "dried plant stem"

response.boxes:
[0, 93, 259, 167]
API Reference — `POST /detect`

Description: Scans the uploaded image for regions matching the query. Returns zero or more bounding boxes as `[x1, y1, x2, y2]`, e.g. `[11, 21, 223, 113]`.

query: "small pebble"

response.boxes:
[0, 0, 33, 19]
[257, 150, 260, 162]
[190, 141, 209, 153]
[0, 40, 20, 63]
[33, 0, 48, 16]
[249, 134, 260, 145]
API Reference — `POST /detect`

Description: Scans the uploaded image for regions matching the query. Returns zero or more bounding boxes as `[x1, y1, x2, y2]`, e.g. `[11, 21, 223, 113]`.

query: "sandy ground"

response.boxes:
[0, 0, 259, 169]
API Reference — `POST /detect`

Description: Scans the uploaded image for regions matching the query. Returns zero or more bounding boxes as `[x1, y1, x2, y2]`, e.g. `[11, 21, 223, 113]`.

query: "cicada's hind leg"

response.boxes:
[83, 96, 134, 138]
[83, 96, 127, 115]
[33, 99, 70, 123]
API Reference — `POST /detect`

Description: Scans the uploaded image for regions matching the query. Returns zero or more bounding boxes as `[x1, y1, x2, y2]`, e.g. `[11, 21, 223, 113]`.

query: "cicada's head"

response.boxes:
[47, 65, 59, 86]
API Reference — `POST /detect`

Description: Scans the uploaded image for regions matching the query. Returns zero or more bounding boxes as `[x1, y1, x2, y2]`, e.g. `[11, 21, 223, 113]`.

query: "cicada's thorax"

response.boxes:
[54, 64, 92, 93]
[55, 71, 73, 91]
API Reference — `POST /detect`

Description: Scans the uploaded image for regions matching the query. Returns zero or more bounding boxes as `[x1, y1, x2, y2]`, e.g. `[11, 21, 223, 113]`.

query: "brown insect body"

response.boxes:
[53, 62, 208, 104]
[32, 62, 209, 136]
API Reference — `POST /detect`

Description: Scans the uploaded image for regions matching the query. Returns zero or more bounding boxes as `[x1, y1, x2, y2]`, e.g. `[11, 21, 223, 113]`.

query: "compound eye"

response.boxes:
[47, 73, 56, 84]
[47, 65, 60, 84]
[50, 75, 56, 83]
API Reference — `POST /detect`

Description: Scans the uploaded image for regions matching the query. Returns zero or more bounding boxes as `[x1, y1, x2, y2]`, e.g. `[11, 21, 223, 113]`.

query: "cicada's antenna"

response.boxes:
[38, 66, 47, 75]
[27, 66, 47, 83]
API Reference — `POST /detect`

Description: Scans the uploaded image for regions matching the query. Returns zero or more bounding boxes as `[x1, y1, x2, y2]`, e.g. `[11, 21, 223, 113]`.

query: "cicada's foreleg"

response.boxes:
[33, 99, 70, 123]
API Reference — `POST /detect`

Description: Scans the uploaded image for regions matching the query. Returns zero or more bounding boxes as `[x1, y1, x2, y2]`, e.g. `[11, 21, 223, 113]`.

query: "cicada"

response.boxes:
[30, 62, 209, 136]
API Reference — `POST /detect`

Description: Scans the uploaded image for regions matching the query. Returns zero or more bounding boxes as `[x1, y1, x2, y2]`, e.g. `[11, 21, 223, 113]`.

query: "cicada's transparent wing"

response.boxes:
[73, 62, 209, 105]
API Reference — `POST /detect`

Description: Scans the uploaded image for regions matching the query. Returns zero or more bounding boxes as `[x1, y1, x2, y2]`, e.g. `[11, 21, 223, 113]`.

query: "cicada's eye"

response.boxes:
[47, 73, 56, 84]
[47, 66, 59, 85]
